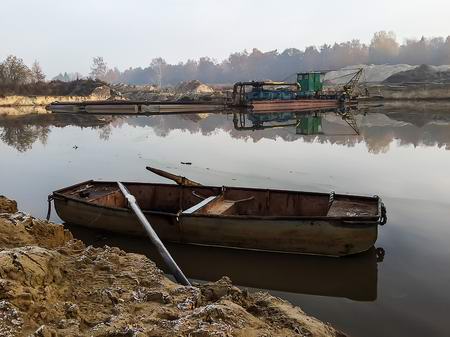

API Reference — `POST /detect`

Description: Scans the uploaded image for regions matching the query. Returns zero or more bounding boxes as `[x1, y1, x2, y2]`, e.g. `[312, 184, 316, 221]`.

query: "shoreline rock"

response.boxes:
[0, 196, 346, 337]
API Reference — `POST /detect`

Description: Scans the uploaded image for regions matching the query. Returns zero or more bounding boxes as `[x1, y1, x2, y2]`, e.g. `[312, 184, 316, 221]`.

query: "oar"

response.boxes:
[117, 182, 191, 286]
[146, 166, 203, 186]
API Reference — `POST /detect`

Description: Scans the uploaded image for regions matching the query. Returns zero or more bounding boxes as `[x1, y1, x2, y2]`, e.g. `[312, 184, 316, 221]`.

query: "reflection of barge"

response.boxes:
[233, 108, 360, 135]
[231, 70, 362, 112]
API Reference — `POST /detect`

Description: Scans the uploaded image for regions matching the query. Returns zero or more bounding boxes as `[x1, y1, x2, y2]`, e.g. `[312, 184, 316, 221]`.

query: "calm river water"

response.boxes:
[1, 104, 449, 337]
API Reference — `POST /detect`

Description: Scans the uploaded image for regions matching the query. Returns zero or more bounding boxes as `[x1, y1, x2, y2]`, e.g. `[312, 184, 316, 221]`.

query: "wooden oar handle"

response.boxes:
[146, 166, 202, 186]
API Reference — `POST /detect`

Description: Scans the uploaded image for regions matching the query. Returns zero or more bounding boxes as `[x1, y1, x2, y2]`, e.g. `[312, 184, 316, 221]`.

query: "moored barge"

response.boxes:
[230, 70, 362, 112]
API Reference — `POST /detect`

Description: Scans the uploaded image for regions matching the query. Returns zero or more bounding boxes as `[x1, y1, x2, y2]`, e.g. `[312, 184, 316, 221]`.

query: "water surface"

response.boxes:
[1, 106, 449, 337]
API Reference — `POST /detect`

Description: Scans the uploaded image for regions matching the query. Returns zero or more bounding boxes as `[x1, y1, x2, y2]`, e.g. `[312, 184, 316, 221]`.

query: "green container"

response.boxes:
[297, 72, 324, 94]
[296, 116, 323, 135]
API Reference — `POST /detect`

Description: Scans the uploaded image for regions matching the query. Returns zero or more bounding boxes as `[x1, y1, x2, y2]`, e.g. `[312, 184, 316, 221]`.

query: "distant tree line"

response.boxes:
[91, 31, 450, 85]
[3, 31, 450, 90]
[53, 72, 84, 82]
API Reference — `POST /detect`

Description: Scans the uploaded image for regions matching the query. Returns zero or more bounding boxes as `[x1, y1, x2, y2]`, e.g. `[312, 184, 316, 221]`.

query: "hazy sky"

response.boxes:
[1, 0, 449, 77]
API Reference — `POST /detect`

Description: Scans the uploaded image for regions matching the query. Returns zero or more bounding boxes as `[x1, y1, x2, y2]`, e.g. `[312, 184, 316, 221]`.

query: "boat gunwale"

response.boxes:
[53, 180, 382, 225]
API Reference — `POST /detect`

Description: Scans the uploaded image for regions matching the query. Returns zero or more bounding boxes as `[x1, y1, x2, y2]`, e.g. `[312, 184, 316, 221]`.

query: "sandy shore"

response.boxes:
[0, 196, 346, 337]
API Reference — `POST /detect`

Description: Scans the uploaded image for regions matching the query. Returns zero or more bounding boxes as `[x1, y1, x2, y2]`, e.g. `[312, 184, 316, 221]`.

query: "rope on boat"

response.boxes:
[328, 191, 335, 211]
[46, 195, 54, 221]
[379, 202, 387, 225]
[376, 247, 386, 262]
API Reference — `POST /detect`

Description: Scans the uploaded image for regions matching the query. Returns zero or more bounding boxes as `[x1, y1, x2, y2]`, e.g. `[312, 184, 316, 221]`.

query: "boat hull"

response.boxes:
[47, 101, 225, 115]
[250, 99, 340, 112]
[54, 194, 379, 257]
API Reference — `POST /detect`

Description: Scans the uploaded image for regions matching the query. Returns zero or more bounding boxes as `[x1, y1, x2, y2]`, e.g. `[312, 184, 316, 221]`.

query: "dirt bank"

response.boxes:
[0, 86, 117, 107]
[0, 196, 346, 337]
[366, 82, 450, 100]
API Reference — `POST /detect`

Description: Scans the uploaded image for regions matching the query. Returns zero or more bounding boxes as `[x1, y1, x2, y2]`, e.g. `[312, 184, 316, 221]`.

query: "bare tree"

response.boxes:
[90, 56, 107, 80]
[0, 55, 31, 86]
[31, 60, 45, 83]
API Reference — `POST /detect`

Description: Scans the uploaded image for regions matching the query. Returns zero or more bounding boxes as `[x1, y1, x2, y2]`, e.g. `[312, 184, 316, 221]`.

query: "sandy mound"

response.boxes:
[175, 80, 215, 94]
[0, 197, 345, 337]
[325, 64, 450, 85]
[111, 84, 176, 101]
[325, 64, 415, 84]
[384, 64, 450, 83]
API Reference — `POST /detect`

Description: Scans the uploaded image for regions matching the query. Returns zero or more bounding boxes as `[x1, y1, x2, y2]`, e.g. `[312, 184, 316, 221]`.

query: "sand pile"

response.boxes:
[325, 64, 450, 85]
[0, 197, 345, 337]
[175, 80, 215, 94]
[111, 84, 176, 101]
[325, 64, 415, 84]
[384, 64, 450, 83]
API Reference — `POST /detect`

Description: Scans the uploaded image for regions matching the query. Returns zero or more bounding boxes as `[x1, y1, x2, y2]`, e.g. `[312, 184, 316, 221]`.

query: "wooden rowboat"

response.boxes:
[51, 175, 386, 257]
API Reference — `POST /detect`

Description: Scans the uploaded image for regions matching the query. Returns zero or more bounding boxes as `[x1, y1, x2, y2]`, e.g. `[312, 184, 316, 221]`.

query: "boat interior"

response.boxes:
[58, 181, 379, 218]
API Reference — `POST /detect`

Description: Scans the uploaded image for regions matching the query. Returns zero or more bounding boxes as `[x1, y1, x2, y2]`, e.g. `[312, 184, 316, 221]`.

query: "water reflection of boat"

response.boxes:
[65, 223, 381, 301]
[233, 108, 360, 135]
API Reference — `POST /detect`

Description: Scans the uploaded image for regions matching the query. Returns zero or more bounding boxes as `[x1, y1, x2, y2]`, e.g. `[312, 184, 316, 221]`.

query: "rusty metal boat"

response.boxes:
[50, 168, 386, 257]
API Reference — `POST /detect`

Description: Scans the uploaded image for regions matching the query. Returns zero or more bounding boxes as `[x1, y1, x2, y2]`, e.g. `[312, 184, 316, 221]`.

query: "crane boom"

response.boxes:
[343, 68, 364, 97]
